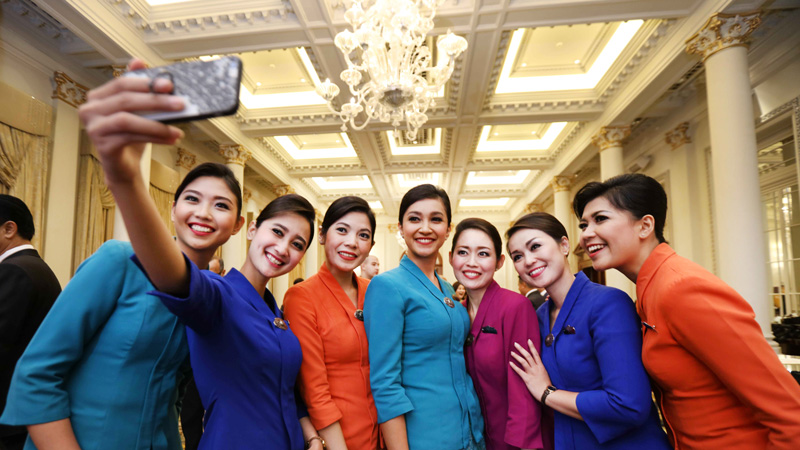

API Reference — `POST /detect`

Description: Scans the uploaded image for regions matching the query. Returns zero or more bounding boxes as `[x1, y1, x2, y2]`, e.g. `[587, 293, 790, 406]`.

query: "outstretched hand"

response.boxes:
[78, 59, 185, 185]
[510, 339, 552, 403]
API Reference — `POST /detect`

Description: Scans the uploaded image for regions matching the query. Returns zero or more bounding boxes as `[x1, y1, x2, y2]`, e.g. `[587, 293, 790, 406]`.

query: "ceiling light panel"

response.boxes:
[465, 170, 531, 186]
[368, 201, 384, 210]
[476, 122, 567, 152]
[275, 133, 357, 159]
[312, 176, 373, 191]
[396, 173, 440, 188]
[237, 48, 326, 108]
[459, 198, 511, 207]
[387, 129, 442, 155]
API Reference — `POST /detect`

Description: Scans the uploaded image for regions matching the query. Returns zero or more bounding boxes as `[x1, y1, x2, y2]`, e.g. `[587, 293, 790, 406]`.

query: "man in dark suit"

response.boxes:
[0, 195, 61, 450]
[518, 276, 547, 310]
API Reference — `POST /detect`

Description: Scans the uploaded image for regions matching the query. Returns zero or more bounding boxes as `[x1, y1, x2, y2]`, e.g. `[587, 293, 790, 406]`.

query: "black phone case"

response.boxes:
[122, 56, 242, 124]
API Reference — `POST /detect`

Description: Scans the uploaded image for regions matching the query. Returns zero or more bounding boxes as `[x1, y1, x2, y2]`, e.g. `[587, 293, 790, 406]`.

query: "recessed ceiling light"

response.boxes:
[269, 63, 276, 68]
[531, 131, 537, 135]
[521, 63, 527, 67]
[302, 142, 307, 145]
[493, 132, 499, 136]
[300, 78, 306, 82]
[555, 42, 563, 48]
[336, 140, 340, 143]
[574, 59, 580, 64]
[256, 82, 262, 86]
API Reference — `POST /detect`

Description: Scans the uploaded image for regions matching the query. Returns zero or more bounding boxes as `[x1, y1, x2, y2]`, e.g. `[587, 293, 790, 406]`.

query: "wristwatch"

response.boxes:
[541, 385, 558, 405]
[306, 436, 326, 449]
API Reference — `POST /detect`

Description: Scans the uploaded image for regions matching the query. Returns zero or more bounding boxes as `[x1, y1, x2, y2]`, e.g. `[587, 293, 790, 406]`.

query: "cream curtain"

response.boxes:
[149, 184, 176, 236]
[0, 122, 52, 250]
[72, 154, 115, 273]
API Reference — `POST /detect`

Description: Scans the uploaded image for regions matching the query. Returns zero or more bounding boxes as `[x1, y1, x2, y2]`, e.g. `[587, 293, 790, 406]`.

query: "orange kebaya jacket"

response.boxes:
[283, 264, 379, 450]
[636, 244, 800, 450]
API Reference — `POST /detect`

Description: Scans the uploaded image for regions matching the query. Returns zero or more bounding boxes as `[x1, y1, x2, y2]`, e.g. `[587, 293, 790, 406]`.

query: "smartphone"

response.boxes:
[122, 56, 242, 123]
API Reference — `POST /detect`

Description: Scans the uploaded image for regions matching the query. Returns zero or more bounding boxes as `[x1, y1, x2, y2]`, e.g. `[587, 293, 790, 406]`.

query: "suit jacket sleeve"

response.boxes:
[283, 283, 342, 429]
[666, 276, 800, 449]
[503, 295, 544, 448]
[1, 241, 128, 425]
[575, 289, 654, 443]
[364, 275, 414, 423]
[0, 264, 33, 354]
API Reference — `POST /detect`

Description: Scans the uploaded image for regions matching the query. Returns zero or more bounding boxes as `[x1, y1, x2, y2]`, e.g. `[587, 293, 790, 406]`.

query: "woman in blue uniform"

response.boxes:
[364, 184, 484, 450]
[506, 212, 670, 450]
[0, 162, 243, 450]
[69, 59, 324, 450]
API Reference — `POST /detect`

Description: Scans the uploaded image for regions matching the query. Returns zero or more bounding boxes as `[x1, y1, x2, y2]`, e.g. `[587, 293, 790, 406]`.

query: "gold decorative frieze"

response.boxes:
[665, 122, 692, 150]
[387, 223, 399, 233]
[273, 184, 295, 197]
[686, 12, 761, 61]
[111, 65, 127, 78]
[219, 144, 252, 166]
[176, 148, 197, 171]
[550, 175, 574, 193]
[52, 72, 88, 108]
[524, 202, 543, 214]
[592, 126, 631, 151]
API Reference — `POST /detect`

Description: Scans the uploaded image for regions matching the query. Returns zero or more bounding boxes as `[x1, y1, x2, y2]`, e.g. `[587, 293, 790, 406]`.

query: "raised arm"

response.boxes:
[78, 60, 189, 296]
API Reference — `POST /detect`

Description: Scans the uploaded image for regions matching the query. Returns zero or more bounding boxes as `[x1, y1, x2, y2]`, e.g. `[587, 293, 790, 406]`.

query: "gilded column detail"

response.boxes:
[686, 12, 761, 61]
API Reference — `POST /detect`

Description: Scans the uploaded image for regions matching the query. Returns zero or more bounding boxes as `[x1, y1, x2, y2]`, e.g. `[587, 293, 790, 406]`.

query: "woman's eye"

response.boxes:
[184, 195, 198, 202]
[407, 216, 420, 222]
[292, 241, 305, 251]
[359, 233, 371, 240]
[512, 254, 522, 262]
[578, 223, 587, 230]
[432, 217, 443, 223]
[478, 251, 490, 257]
[273, 228, 284, 237]
[215, 202, 230, 210]
[457, 249, 468, 256]
[531, 243, 541, 251]
[595, 215, 608, 223]
[336, 227, 347, 234]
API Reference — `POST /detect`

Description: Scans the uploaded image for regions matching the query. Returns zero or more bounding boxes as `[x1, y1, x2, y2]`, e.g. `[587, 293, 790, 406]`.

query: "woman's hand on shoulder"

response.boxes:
[78, 59, 185, 185]
[510, 339, 552, 402]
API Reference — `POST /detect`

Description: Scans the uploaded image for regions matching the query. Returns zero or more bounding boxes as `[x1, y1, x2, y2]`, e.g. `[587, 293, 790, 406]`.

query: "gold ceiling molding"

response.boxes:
[175, 148, 197, 171]
[524, 202, 544, 214]
[52, 71, 88, 108]
[686, 12, 761, 62]
[219, 144, 252, 166]
[273, 184, 295, 197]
[387, 223, 399, 233]
[550, 175, 574, 193]
[665, 122, 692, 150]
[592, 125, 630, 151]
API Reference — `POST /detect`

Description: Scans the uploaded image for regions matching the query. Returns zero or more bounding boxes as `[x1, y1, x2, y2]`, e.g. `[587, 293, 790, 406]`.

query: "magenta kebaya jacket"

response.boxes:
[463, 281, 545, 450]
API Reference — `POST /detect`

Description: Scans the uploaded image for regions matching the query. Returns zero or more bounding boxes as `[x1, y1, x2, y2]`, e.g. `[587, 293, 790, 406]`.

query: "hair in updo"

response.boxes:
[398, 184, 452, 225]
[572, 173, 667, 243]
[506, 212, 569, 255]
[174, 162, 242, 216]
[255, 194, 316, 245]
[320, 196, 376, 244]
[451, 218, 503, 262]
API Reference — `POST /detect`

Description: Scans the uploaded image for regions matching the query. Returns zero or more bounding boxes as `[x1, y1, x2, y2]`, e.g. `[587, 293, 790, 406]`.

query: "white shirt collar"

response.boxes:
[0, 244, 35, 264]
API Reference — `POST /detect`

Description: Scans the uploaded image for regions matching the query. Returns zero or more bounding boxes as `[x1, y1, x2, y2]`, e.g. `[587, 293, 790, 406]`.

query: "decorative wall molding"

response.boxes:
[482, 30, 512, 108]
[219, 143, 252, 165]
[686, 12, 761, 61]
[550, 175, 574, 193]
[52, 71, 88, 107]
[175, 147, 197, 170]
[272, 184, 295, 197]
[524, 202, 543, 214]
[592, 125, 631, 151]
[665, 122, 692, 149]
[243, 187, 252, 203]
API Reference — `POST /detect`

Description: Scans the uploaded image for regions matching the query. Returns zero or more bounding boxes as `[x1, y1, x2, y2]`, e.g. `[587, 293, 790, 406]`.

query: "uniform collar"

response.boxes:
[470, 280, 501, 335]
[543, 271, 589, 338]
[0, 244, 35, 263]
[399, 254, 452, 298]
[635, 243, 675, 304]
[317, 263, 366, 310]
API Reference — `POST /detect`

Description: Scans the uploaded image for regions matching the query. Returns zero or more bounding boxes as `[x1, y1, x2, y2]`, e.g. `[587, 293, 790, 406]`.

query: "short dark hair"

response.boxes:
[398, 184, 452, 225]
[293, 277, 304, 285]
[451, 218, 503, 262]
[572, 173, 667, 243]
[321, 196, 376, 244]
[453, 281, 463, 291]
[0, 194, 35, 240]
[175, 162, 242, 217]
[211, 256, 224, 271]
[255, 194, 316, 245]
[506, 212, 568, 254]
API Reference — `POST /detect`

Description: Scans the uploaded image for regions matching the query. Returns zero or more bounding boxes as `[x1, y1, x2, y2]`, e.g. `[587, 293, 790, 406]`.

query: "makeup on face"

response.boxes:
[450, 228, 501, 294]
[507, 228, 569, 292]
[246, 212, 310, 280]
[399, 198, 450, 260]
[579, 196, 641, 273]
[322, 211, 373, 276]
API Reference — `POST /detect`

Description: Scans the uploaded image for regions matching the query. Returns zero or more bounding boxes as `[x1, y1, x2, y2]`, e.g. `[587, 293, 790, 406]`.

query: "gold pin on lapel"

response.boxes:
[273, 317, 288, 330]
[444, 297, 455, 308]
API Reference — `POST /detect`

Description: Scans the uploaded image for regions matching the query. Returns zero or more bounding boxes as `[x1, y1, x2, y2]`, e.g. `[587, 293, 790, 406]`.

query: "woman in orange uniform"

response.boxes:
[573, 173, 800, 450]
[284, 196, 379, 450]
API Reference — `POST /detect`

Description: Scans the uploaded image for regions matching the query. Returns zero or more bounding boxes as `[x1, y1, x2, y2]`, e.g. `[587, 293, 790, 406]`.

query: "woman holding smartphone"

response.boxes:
[506, 212, 670, 450]
[283, 196, 380, 450]
[572, 173, 800, 449]
[450, 218, 544, 450]
[364, 184, 484, 450]
[69, 59, 324, 450]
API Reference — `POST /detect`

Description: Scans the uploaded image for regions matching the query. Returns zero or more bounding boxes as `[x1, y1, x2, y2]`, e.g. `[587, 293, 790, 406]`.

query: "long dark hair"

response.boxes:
[572, 173, 667, 243]
[321, 196, 376, 244]
[452, 218, 503, 262]
[255, 194, 316, 245]
[174, 162, 243, 216]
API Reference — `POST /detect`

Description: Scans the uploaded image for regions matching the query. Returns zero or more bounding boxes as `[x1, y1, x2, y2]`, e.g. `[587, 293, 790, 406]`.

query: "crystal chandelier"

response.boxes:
[316, 0, 468, 141]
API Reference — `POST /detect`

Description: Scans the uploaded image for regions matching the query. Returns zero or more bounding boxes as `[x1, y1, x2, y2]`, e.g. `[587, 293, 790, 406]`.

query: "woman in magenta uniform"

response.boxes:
[450, 218, 544, 450]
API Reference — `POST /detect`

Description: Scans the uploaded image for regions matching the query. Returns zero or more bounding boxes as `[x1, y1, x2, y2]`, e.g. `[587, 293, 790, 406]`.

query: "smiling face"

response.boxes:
[579, 196, 643, 274]
[171, 176, 243, 266]
[399, 197, 450, 262]
[245, 212, 311, 281]
[454, 283, 466, 300]
[321, 211, 374, 277]
[450, 228, 504, 298]
[507, 228, 571, 295]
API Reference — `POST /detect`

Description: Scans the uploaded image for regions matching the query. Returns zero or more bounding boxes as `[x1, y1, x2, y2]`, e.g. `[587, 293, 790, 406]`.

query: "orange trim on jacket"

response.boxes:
[636, 244, 800, 450]
[283, 264, 379, 450]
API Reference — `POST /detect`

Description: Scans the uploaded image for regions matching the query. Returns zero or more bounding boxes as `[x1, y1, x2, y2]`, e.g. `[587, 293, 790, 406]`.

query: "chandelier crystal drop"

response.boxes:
[316, 0, 468, 141]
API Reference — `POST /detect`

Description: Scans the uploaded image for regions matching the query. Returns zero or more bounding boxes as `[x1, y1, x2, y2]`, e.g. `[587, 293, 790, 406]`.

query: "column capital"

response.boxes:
[175, 148, 197, 171]
[592, 126, 630, 151]
[387, 223, 399, 233]
[686, 12, 761, 61]
[315, 210, 324, 225]
[243, 187, 252, 204]
[52, 72, 88, 108]
[665, 122, 692, 150]
[550, 175, 574, 193]
[111, 65, 127, 78]
[272, 184, 295, 197]
[219, 144, 252, 166]
[524, 202, 543, 214]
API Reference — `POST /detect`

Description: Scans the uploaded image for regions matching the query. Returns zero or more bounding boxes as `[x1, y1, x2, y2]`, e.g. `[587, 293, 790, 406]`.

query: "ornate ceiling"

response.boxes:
[2, 0, 785, 219]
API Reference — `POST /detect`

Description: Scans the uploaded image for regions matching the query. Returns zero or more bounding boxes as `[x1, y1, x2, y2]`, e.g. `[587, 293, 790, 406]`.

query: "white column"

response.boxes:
[113, 145, 152, 241]
[43, 74, 83, 286]
[666, 122, 696, 261]
[592, 126, 636, 296]
[550, 176, 578, 273]
[219, 144, 252, 270]
[304, 209, 320, 279]
[687, 12, 774, 343]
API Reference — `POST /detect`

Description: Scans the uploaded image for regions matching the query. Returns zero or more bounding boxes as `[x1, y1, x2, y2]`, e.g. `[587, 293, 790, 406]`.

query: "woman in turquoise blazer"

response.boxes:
[364, 184, 484, 450]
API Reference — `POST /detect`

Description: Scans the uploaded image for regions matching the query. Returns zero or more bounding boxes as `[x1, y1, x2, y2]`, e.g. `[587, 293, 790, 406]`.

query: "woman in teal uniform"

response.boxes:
[0, 162, 244, 450]
[364, 184, 484, 450]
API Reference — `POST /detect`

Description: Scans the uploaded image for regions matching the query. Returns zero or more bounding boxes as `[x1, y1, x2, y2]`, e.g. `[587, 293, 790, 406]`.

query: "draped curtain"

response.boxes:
[149, 184, 176, 237]
[0, 122, 52, 251]
[72, 154, 115, 273]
